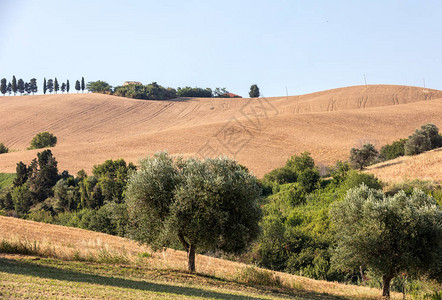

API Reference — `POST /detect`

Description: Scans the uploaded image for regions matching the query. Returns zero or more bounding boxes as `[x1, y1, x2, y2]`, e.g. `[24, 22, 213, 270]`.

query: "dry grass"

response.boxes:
[0, 85, 441, 177]
[365, 148, 442, 185]
[0, 215, 403, 299]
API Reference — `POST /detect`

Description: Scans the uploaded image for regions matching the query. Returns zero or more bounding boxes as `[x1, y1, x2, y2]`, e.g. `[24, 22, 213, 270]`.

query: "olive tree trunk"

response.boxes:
[382, 274, 393, 299]
[178, 232, 196, 273]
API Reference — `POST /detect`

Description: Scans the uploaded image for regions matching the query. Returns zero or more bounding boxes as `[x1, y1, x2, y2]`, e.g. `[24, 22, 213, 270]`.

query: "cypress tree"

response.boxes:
[47, 79, 54, 94]
[75, 80, 81, 93]
[61, 82, 66, 93]
[81, 77, 85, 93]
[17, 79, 25, 95]
[7, 83, 12, 95]
[66, 80, 70, 93]
[0, 78, 6, 96]
[54, 77, 59, 94]
[43, 78, 47, 94]
[11, 76, 17, 95]
[25, 82, 31, 95]
[30, 78, 38, 95]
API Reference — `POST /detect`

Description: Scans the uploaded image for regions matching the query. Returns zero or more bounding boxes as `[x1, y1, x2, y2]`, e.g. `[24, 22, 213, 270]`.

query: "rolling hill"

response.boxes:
[0, 84, 441, 178]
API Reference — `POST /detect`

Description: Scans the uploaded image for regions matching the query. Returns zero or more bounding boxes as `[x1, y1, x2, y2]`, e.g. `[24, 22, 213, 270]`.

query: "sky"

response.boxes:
[1, 0, 441, 97]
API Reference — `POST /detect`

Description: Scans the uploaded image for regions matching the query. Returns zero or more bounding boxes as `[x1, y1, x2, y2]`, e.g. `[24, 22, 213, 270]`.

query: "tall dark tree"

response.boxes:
[11, 76, 17, 95]
[75, 80, 81, 93]
[249, 84, 260, 98]
[30, 78, 37, 95]
[81, 77, 85, 93]
[43, 78, 47, 94]
[24, 82, 31, 95]
[61, 82, 66, 93]
[13, 162, 29, 187]
[47, 79, 54, 94]
[28, 149, 59, 203]
[0, 78, 6, 96]
[54, 77, 59, 94]
[7, 83, 12, 95]
[17, 79, 25, 95]
[66, 80, 70, 93]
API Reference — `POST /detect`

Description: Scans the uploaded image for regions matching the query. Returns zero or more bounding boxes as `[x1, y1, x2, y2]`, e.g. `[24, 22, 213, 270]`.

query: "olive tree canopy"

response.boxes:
[126, 152, 262, 272]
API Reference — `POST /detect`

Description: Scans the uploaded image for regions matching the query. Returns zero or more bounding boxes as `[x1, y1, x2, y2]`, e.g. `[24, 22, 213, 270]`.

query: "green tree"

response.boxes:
[330, 184, 441, 298]
[43, 78, 47, 94]
[13, 162, 29, 187]
[11, 75, 17, 95]
[29, 132, 57, 149]
[75, 80, 80, 93]
[0, 78, 6, 96]
[405, 124, 442, 156]
[24, 82, 31, 95]
[92, 159, 135, 203]
[47, 79, 54, 94]
[176, 87, 212, 98]
[81, 77, 85, 93]
[66, 80, 70, 93]
[379, 139, 406, 161]
[61, 82, 66, 93]
[349, 143, 378, 170]
[7, 82, 12, 95]
[249, 84, 260, 98]
[86, 80, 112, 93]
[54, 77, 59, 94]
[12, 184, 32, 214]
[30, 78, 37, 95]
[28, 149, 59, 203]
[126, 152, 261, 272]
[17, 78, 25, 95]
[0, 143, 8, 154]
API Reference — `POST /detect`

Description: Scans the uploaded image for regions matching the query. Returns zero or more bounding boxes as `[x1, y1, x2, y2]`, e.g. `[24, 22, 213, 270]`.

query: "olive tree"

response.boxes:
[330, 184, 441, 298]
[349, 143, 378, 170]
[126, 152, 261, 272]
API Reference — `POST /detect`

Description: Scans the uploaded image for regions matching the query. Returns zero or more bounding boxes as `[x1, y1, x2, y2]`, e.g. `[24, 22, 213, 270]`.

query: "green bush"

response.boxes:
[29, 132, 57, 149]
[379, 139, 406, 161]
[404, 124, 442, 155]
[177, 86, 212, 97]
[0, 143, 8, 154]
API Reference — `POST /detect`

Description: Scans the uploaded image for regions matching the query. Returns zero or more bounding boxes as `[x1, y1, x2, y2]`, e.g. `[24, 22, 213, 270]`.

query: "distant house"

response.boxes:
[123, 81, 142, 86]
[224, 93, 242, 98]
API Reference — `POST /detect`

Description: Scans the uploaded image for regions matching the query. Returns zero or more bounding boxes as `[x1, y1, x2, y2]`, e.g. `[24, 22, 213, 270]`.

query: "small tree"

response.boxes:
[349, 143, 378, 170]
[47, 79, 54, 94]
[11, 76, 17, 95]
[75, 80, 81, 93]
[61, 82, 66, 93]
[29, 132, 57, 149]
[0, 143, 8, 154]
[43, 78, 47, 95]
[249, 84, 260, 98]
[81, 77, 85, 93]
[24, 82, 31, 95]
[7, 83, 12, 95]
[17, 79, 25, 95]
[330, 184, 441, 298]
[30, 78, 37, 95]
[126, 152, 261, 272]
[0, 78, 6, 96]
[66, 80, 70, 93]
[54, 77, 59, 94]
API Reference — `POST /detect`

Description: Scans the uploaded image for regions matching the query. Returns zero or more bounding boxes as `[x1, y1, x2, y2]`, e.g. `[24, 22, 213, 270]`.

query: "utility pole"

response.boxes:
[423, 77, 426, 88]
[363, 74, 367, 86]
[286, 87, 288, 99]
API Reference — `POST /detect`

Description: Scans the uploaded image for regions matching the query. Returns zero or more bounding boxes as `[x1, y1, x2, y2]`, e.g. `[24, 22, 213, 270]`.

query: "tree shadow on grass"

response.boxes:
[0, 257, 347, 299]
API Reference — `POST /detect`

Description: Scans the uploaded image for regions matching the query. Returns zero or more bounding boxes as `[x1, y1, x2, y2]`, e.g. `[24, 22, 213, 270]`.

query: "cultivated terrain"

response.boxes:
[0, 84, 441, 180]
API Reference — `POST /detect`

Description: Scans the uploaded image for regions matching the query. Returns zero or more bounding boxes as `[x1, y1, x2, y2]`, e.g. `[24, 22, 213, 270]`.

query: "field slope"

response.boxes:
[0, 84, 441, 177]
[0, 216, 402, 299]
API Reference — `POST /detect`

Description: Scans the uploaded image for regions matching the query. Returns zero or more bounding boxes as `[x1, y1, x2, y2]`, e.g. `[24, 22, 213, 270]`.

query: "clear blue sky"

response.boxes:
[1, 0, 441, 97]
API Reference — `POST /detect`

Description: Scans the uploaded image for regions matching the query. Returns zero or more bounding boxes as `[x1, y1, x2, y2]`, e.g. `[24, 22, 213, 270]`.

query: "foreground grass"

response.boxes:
[0, 216, 401, 299]
[1, 254, 337, 299]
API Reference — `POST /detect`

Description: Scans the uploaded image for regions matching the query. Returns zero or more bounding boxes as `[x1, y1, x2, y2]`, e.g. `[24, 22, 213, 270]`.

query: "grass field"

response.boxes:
[0, 173, 14, 190]
[0, 85, 441, 177]
[0, 216, 403, 299]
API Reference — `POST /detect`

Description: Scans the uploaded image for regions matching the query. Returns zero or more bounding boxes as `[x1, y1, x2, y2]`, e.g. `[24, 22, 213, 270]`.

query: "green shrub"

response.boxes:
[379, 139, 406, 161]
[29, 132, 57, 149]
[349, 143, 378, 170]
[0, 143, 8, 154]
[404, 124, 442, 155]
